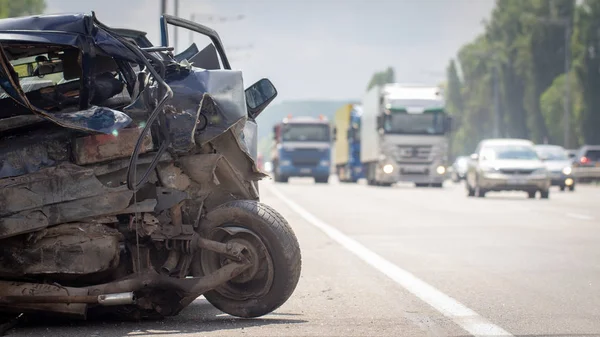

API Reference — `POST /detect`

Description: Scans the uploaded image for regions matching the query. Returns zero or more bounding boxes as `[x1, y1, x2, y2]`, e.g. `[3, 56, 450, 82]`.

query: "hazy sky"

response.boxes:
[45, 0, 495, 101]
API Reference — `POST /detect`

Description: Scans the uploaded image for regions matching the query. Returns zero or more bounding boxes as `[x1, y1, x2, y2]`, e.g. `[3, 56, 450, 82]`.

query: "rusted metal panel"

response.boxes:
[0, 281, 87, 318]
[0, 223, 122, 276]
[72, 127, 154, 165]
[0, 163, 110, 217]
[0, 210, 48, 240]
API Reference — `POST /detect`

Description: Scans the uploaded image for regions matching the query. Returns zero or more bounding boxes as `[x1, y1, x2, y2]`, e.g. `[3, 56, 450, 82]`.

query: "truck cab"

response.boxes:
[271, 116, 332, 183]
[360, 84, 453, 187]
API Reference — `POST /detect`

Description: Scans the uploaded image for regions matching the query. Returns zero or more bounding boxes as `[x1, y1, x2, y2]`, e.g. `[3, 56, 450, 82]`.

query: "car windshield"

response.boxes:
[282, 124, 330, 142]
[535, 147, 569, 161]
[482, 145, 539, 160]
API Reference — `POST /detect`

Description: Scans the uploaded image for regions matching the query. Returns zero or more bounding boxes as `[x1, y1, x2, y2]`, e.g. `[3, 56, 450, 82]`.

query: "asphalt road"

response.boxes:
[9, 178, 600, 337]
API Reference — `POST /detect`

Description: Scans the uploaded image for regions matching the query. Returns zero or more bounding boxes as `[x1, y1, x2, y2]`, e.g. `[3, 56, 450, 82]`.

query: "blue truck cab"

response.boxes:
[271, 116, 332, 183]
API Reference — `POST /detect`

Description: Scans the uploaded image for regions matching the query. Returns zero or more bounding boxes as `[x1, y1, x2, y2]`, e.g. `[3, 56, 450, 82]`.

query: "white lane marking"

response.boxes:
[268, 185, 513, 337]
[566, 213, 594, 221]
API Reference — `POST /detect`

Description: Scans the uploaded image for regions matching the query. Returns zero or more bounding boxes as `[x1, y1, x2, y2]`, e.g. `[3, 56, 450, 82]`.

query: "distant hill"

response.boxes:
[255, 99, 357, 160]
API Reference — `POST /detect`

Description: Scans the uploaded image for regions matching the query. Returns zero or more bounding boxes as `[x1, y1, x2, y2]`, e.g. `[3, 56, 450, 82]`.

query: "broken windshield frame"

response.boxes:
[160, 14, 231, 70]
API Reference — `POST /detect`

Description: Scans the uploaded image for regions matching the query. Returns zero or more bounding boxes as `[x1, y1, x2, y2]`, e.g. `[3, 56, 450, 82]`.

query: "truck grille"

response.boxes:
[290, 149, 321, 166]
[392, 145, 433, 163]
[500, 169, 535, 175]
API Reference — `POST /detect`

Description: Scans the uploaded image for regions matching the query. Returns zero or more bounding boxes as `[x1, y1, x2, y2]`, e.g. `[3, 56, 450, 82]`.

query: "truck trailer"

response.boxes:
[360, 84, 452, 187]
[333, 103, 364, 182]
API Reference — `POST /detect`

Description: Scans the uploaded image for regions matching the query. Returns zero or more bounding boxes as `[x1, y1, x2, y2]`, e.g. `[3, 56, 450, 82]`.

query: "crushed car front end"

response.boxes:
[0, 13, 301, 321]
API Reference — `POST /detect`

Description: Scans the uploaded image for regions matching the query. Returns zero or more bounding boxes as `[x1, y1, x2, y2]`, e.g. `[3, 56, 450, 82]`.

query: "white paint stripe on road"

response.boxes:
[566, 213, 594, 221]
[269, 185, 513, 337]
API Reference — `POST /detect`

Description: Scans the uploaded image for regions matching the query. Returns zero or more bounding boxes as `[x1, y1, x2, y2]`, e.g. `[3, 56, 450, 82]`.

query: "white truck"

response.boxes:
[360, 83, 453, 187]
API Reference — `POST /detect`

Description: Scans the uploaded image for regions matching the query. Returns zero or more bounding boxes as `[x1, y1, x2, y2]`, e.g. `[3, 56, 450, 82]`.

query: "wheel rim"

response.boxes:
[201, 225, 274, 301]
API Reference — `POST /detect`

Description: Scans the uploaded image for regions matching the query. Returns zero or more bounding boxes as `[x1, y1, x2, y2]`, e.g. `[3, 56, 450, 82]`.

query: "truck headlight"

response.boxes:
[319, 160, 330, 166]
[383, 164, 394, 174]
[562, 166, 572, 175]
[436, 166, 446, 175]
[280, 159, 292, 166]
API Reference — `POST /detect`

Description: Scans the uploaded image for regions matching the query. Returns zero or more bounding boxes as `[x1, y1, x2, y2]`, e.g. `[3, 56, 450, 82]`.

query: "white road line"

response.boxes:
[268, 185, 513, 337]
[566, 213, 594, 221]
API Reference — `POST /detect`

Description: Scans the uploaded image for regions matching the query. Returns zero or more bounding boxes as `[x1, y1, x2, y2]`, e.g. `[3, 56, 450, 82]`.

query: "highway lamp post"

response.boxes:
[530, 15, 572, 148]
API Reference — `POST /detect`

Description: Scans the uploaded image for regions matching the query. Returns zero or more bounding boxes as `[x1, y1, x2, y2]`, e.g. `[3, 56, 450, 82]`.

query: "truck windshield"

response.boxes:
[282, 124, 330, 142]
[383, 112, 445, 135]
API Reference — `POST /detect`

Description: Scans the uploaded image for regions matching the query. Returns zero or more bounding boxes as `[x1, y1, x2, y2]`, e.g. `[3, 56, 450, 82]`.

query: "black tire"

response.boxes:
[197, 200, 302, 318]
[540, 189, 550, 199]
[569, 184, 575, 192]
[466, 181, 475, 197]
[559, 185, 565, 192]
[415, 183, 429, 188]
[431, 183, 444, 188]
[528, 191, 536, 199]
[476, 187, 486, 198]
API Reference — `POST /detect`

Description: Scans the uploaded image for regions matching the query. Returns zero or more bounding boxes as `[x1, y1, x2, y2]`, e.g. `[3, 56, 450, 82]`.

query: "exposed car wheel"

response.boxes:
[559, 185, 565, 192]
[528, 191, 536, 199]
[431, 183, 443, 188]
[540, 189, 550, 199]
[196, 200, 302, 318]
[466, 182, 475, 197]
[476, 186, 486, 198]
[569, 185, 575, 192]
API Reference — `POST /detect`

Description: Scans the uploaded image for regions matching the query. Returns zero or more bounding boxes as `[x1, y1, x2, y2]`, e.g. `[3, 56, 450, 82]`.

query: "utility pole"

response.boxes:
[492, 65, 500, 138]
[173, 0, 179, 51]
[161, 0, 167, 15]
[564, 20, 572, 149]
[531, 14, 572, 148]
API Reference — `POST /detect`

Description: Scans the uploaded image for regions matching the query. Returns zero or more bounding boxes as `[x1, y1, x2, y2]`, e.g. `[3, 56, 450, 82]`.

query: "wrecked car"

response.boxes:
[0, 12, 301, 321]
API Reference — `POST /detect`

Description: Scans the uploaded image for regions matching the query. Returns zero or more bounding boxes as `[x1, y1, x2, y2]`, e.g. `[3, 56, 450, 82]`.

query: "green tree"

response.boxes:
[573, 0, 600, 144]
[445, 59, 467, 156]
[366, 66, 395, 91]
[0, 0, 45, 18]
[540, 72, 582, 146]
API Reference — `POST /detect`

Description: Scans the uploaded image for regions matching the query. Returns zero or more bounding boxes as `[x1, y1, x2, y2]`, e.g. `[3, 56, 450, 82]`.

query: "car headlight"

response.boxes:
[383, 164, 394, 174]
[319, 160, 330, 166]
[280, 159, 292, 166]
[481, 166, 498, 173]
[562, 166, 572, 175]
[436, 166, 446, 175]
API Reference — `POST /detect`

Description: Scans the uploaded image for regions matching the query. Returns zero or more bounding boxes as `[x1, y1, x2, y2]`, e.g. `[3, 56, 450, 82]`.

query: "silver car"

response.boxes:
[466, 139, 551, 199]
[534, 144, 576, 191]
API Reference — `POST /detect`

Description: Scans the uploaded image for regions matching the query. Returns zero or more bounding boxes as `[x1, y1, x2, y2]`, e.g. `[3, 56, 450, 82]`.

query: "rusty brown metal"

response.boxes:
[0, 281, 88, 318]
[72, 127, 154, 165]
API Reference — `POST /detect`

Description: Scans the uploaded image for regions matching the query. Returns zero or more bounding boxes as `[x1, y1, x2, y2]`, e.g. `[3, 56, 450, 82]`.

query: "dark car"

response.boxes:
[534, 145, 575, 191]
[572, 145, 600, 183]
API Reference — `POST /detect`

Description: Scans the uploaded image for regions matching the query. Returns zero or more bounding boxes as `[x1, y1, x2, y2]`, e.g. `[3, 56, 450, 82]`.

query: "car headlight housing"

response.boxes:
[481, 166, 498, 173]
[562, 166, 572, 175]
[383, 164, 394, 174]
[436, 166, 446, 175]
